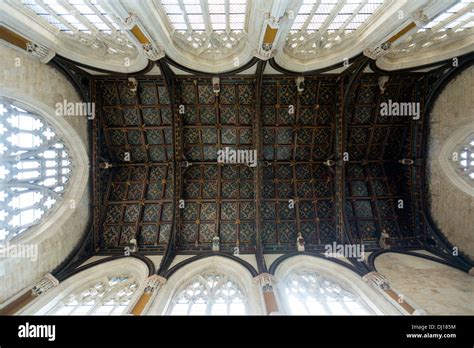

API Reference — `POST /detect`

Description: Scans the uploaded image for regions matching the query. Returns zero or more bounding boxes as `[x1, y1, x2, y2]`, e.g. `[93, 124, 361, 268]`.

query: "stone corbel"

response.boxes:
[143, 275, 167, 294]
[253, 273, 276, 292]
[26, 42, 55, 63]
[31, 273, 59, 296]
[142, 43, 165, 61]
[123, 12, 138, 30]
[411, 10, 430, 28]
[253, 46, 276, 61]
[363, 42, 392, 60]
[362, 271, 390, 290]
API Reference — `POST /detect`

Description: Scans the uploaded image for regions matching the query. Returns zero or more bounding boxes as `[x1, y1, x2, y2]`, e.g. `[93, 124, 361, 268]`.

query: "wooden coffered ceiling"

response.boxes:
[81, 53, 471, 274]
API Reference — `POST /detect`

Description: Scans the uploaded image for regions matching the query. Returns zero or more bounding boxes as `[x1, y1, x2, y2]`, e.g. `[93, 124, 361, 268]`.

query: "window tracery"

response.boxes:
[16, 0, 137, 57]
[167, 272, 247, 315]
[48, 275, 138, 315]
[388, 0, 474, 58]
[285, 0, 386, 59]
[281, 268, 373, 315]
[159, 0, 247, 59]
[0, 97, 72, 242]
[456, 133, 474, 183]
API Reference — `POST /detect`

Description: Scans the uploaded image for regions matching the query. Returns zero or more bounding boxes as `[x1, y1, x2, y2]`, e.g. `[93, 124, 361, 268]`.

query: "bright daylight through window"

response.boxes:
[168, 272, 247, 315]
[0, 97, 72, 242]
[282, 269, 372, 315]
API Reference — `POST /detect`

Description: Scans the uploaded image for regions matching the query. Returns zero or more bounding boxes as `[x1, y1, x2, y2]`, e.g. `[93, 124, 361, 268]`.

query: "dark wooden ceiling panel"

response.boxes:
[92, 71, 425, 255]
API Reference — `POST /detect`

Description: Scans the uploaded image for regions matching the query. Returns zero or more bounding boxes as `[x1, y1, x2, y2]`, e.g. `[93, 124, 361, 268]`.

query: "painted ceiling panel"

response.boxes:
[92, 71, 426, 255]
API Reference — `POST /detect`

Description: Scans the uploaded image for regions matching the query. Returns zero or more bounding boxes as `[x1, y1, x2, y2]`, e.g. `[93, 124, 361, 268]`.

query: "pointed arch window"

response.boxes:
[388, 0, 474, 57]
[167, 272, 247, 315]
[0, 97, 72, 242]
[286, 0, 386, 58]
[14, 0, 136, 56]
[48, 275, 138, 315]
[159, 0, 248, 58]
[281, 268, 373, 315]
[456, 134, 474, 182]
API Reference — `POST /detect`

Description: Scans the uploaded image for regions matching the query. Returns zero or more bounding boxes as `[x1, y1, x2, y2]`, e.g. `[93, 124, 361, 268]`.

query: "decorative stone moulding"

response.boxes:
[362, 271, 390, 290]
[363, 42, 392, 60]
[143, 275, 167, 294]
[26, 42, 55, 63]
[253, 273, 276, 292]
[411, 10, 430, 28]
[31, 274, 59, 296]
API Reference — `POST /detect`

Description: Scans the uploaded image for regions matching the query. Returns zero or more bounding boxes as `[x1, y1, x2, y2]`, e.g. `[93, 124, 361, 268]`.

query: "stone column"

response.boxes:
[253, 273, 280, 315]
[0, 273, 59, 315]
[130, 275, 167, 315]
[362, 271, 423, 315]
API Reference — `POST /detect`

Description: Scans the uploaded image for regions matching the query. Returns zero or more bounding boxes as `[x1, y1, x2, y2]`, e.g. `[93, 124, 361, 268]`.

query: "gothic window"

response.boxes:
[47, 275, 138, 315]
[159, 0, 248, 58]
[388, 0, 474, 57]
[0, 97, 72, 242]
[457, 134, 474, 182]
[281, 268, 373, 315]
[286, 0, 386, 58]
[167, 272, 247, 315]
[15, 0, 136, 56]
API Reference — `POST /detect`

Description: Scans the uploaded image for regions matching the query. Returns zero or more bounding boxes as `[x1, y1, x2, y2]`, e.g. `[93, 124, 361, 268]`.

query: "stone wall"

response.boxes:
[375, 253, 474, 315]
[427, 65, 474, 260]
[0, 44, 90, 305]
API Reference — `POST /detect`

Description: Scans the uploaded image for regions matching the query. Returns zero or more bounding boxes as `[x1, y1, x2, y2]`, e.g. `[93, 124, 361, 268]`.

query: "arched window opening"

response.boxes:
[285, 0, 386, 59]
[14, 0, 136, 57]
[0, 97, 72, 242]
[167, 272, 247, 315]
[281, 268, 373, 315]
[388, 0, 474, 58]
[456, 133, 474, 182]
[159, 0, 248, 58]
[47, 275, 138, 315]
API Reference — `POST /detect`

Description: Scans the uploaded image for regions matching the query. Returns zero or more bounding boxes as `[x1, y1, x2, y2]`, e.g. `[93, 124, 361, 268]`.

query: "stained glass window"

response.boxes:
[281, 269, 373, 315]
[48, 275, 138, 315]
[167, 272, 247, 315]
[0, 97, 72, 242]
